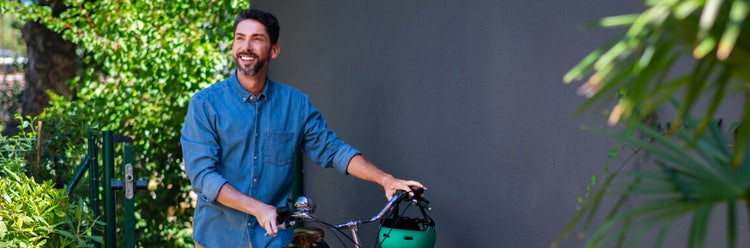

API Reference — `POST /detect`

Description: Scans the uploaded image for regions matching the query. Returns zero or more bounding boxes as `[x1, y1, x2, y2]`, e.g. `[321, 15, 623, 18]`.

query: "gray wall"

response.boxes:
[250, 1, 644, 247]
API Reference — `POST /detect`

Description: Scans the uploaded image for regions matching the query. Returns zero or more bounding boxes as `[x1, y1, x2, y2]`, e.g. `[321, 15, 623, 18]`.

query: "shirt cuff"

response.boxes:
[333, 145, 361, 174]
[200, 175, 229, 204]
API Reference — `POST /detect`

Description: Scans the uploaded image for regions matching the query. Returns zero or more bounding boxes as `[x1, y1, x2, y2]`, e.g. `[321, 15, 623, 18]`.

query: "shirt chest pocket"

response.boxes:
[264, 131, 297, 166]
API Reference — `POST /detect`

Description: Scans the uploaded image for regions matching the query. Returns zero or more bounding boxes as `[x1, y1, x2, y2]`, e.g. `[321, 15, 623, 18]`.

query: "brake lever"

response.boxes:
[275, 207, 294, 230]
[405, 186, 428, 201]
[406, 186, 431, 210]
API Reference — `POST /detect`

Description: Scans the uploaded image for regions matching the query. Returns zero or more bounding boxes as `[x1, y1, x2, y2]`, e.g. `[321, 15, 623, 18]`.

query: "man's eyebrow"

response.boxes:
[235, 32, 266, 37]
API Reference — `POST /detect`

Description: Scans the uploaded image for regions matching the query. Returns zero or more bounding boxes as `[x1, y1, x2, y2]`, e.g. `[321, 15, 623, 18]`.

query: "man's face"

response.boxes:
[232, 19, 278, 76]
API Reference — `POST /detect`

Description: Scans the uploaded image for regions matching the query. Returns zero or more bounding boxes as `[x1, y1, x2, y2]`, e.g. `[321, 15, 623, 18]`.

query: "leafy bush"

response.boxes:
[0, 122, 100, 247]
[0, 174, 101, 247]
[2, 0, 246, 246]
[0, 116, 34, 176]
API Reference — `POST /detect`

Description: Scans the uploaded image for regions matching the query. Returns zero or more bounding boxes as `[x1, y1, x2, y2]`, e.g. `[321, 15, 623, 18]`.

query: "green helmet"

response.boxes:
[378, 204, 436, 248]
[378, 224, 436, 248]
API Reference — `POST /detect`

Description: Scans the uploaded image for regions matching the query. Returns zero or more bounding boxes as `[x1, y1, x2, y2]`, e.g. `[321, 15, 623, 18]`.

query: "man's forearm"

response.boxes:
[345, 154, 426, 200]
[216, 183, 280, 236]
[345, 154, 394, 186]
[215, 183, 270, 216]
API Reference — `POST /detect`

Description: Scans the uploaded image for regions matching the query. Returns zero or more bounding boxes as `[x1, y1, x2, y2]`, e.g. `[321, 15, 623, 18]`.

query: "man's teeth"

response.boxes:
[240, 56, 255, 61]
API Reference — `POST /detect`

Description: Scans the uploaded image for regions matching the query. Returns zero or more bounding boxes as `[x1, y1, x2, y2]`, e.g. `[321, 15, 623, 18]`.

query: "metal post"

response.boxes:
[103, 131, 116, 248]
[123, 143, 135, 248]
[88, 131, 101, 248]
[291, 150, 303, 201]
[290, 151, 304, 229]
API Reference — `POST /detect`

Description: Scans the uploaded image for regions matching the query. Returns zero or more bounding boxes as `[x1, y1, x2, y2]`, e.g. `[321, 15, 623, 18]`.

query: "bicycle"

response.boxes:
[278, 187, 436, 248]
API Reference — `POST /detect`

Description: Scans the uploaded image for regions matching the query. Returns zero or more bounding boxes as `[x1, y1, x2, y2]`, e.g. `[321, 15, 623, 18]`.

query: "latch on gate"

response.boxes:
[110, 163, 148, 196]
[125, 163, 135, 199]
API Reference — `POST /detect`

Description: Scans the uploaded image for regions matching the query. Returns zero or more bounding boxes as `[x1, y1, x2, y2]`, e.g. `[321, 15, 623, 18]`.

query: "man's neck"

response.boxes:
[237, 71, 267, 96]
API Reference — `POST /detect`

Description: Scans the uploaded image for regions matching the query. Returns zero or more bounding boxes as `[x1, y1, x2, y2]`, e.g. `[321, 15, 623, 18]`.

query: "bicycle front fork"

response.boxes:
[350, 225, 360, 247]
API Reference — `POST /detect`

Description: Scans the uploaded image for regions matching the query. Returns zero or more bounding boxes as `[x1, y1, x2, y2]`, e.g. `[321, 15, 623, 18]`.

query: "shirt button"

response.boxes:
[253, 178, 258, 182]
[253, 156, 258, 160]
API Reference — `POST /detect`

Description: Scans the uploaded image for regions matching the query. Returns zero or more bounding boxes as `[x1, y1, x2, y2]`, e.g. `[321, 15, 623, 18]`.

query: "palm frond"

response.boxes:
[560, 0, 750, 246]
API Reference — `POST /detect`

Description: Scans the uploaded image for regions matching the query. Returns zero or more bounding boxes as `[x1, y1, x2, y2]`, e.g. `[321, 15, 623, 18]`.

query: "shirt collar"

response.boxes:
[229, 71, 271, 103]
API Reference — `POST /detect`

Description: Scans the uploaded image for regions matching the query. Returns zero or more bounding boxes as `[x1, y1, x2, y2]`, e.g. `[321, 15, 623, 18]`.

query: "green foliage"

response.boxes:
[582, 113, 750, 248]
[563, 0, 750, 142]
[0, 122, 101, 247]
[0, 13, 26, 54]
[557, 0, 750, 247]
[0, 174, 102, 247]
[2, 0, 247, 246]
[1, 115, 36, 176]
[32, 93, 93, 188]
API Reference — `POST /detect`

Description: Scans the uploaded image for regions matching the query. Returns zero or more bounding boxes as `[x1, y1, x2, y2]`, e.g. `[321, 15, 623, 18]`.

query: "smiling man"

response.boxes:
[180, 9, 425, 248]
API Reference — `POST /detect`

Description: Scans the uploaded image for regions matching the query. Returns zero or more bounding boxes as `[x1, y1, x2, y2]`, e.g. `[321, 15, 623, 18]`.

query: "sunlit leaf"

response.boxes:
[693, 36, 718, 58]
[698, 0, 724, 40]
[717, 0, 749, 60]
[583, 14, 640, 29]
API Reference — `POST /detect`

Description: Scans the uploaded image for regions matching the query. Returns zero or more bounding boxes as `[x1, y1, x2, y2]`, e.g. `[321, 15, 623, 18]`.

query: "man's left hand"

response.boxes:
[382, 176, 426, 200]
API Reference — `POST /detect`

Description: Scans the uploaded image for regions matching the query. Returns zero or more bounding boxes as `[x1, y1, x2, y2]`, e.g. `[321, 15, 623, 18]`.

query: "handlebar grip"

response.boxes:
[412, 186, 424, 194]
[402, 186, 429, 205]
[275, 207, 297, 230]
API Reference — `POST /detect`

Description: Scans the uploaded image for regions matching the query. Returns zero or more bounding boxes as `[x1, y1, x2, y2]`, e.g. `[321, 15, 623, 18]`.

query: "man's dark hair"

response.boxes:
[234, 9, 280, 45]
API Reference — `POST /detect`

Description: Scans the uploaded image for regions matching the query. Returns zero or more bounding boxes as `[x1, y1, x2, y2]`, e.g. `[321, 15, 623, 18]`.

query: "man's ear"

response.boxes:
[271, 44, 280, 59]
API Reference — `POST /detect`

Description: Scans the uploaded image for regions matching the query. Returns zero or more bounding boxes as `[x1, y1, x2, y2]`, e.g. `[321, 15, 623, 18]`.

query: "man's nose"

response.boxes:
[244, 40, 254, 50]
[237, 40, 253, 51]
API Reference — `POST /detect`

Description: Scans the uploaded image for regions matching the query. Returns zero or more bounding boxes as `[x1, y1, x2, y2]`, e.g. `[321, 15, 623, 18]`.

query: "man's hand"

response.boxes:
[255, 203, 279, 237]
[215, 183, 279, 236]
[382, 176, 426, 200]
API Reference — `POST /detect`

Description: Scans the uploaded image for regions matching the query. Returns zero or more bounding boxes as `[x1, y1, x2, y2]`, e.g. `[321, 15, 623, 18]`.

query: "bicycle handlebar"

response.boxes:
[333, 186, 428, 230]
[278, 187, 430, 231]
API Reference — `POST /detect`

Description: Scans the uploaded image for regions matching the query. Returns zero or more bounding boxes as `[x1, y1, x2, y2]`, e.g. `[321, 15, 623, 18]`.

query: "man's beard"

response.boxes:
[235, 52, 267, 76]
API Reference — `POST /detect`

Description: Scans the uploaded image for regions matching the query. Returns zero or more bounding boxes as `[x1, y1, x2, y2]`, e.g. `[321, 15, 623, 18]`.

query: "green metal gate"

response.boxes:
[66, 130, 148, 248]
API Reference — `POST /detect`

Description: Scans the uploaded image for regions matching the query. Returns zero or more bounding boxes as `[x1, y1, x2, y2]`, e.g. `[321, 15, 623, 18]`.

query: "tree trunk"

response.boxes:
[2, 0, 76, 136]
[21, 21, 76, 117]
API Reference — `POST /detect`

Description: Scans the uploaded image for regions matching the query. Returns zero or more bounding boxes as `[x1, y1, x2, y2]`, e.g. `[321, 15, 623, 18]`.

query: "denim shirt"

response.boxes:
[181, 73, 360, 248]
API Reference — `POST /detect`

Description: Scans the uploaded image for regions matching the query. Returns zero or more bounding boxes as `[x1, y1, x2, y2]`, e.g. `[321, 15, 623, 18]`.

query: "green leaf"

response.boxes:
[0, 219, 6, 239]
[53, 229, 75, 239]
[564, 48, 605, 83]
[727, 199, 737, 248]
[688, 206, 712, 248]
[698, 0, 724, 40]
[733, 99, 750, 169]
[583, 14, 640, 29]
[717, 0, 749, 60]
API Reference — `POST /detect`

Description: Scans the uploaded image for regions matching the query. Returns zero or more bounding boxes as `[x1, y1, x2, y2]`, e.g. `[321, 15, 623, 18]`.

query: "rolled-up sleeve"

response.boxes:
[181, 96, 228, 203]
[301, 104, 361, 174]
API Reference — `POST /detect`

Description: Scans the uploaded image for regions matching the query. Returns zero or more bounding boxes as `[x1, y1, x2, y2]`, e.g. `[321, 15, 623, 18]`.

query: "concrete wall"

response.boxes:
[250, 1, 645, 247]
